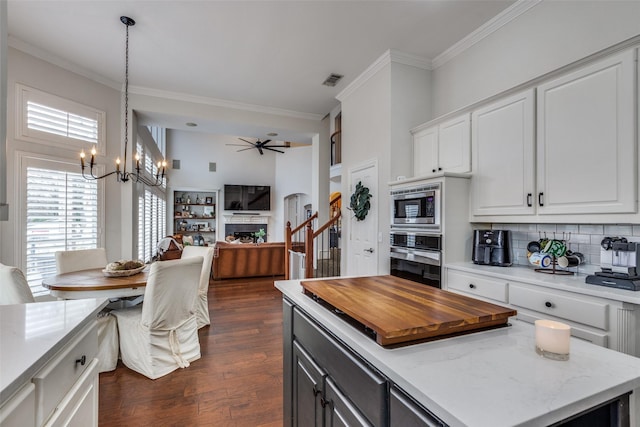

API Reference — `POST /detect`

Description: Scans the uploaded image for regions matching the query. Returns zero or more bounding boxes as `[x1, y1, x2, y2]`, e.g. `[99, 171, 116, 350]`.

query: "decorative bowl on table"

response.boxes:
[102, 260, 146, 277]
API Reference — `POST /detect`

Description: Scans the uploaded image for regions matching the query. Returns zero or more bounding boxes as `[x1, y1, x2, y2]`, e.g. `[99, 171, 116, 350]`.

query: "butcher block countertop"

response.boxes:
[301, 275, 516, 345]
[276, 277, 640, 427]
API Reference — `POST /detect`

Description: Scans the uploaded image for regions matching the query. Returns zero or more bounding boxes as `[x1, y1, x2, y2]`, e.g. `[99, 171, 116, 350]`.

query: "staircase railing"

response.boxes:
[284, 212, 317, 279]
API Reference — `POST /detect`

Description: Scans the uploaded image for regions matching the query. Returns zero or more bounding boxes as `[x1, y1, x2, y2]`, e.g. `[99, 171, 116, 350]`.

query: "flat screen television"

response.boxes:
[224, 185, 271, 211]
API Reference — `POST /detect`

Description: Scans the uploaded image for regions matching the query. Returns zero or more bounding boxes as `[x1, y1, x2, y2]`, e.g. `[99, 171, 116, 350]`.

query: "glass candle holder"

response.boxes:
[535, 319, 571, 361]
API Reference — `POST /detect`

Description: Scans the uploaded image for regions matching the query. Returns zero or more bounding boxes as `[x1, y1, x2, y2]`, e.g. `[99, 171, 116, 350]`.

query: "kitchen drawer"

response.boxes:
[44, 358, 98, 427]
[446, 270, 508, 303]
[293, 308, 387, 426]
[510, 284, 609, 330]
[33, 322, 98, 426]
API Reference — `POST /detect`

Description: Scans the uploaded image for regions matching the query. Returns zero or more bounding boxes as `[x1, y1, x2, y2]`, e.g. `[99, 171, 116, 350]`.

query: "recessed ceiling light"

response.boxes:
[267, 132, 278, 137]
[185, 122, 197, 127]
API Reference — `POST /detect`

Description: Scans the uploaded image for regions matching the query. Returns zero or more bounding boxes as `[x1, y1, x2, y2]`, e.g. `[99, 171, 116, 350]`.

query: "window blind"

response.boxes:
[27, 101, 99, 144]
[25, 167, 98, 295]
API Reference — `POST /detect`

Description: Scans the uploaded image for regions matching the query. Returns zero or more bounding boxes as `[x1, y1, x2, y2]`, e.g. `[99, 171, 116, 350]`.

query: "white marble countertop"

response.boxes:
[0, 298, 108, 403]
[446, 261, 640, 305]
[276, 278, 640, 427]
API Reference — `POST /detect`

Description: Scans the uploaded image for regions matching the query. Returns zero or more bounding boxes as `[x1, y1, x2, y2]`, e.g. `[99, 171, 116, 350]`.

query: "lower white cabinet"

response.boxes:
[0, 322, 99, 427]
[445, 267, 640, 357]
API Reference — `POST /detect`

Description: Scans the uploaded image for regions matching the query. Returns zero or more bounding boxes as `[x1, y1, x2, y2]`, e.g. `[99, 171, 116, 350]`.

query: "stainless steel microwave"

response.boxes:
[390, 183, 440, 227]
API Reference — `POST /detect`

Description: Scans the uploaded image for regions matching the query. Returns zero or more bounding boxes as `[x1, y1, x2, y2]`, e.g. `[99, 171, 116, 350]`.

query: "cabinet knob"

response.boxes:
[75, 355, 87, 366]
[438, 167, 442, 171]
[469, 283, 476, 289]
[432, 169, 436, 173]
[544, 301, 553, 308]
[313, 386, 321, 397]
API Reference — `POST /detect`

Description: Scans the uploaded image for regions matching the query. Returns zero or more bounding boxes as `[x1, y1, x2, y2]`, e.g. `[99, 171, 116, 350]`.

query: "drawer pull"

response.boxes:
[544, 301, 554, 308]
[313, 386, 321, 397]
[469, 283, 476, 289]
[75, 355, 86, 366]
[320, 397, 333, 409]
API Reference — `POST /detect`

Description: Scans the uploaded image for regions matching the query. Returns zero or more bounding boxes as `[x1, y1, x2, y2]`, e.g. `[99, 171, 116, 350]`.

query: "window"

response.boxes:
[16, 84, 106, 154]
[19, 154, 103, 296]
[138, 189, 166, 263]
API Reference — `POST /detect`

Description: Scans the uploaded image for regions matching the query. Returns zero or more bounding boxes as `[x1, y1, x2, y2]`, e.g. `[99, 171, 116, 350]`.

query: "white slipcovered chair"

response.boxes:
[0, 263, 35, 305]
[111, 256, 203, 379]
[54, 247, 119, 373]
[181, 245, 214, 329]
[55, 248, 108, 274]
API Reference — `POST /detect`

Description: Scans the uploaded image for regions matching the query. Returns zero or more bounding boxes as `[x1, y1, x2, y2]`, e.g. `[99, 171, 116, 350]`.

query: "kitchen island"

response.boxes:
[276, 277, 640, 426]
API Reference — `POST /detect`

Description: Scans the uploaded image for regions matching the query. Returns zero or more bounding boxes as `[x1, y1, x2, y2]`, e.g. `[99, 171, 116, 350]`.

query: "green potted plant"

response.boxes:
[254, 228, 266, 244]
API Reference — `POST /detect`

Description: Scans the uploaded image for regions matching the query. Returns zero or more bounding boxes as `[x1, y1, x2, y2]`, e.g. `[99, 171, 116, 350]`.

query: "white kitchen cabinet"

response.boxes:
[470, 89, 535, 216]
[0, 383, 36, 427]
[444, 265, 640, 357]
[413, 113, 470, 178]
[536, 49, 636, 215]
[470, 48, 637, 222]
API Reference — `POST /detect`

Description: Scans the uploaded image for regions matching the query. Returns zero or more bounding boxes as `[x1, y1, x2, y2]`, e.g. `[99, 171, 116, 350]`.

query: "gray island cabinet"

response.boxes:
[276, 278, 640, 427]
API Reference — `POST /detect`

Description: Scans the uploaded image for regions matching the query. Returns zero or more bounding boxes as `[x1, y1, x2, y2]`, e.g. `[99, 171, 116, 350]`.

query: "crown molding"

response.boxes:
[336, 49, 431, 102]
[9, 36, 121, 90]
[432, 0, 543, 69]
[130, 86, 324, 121]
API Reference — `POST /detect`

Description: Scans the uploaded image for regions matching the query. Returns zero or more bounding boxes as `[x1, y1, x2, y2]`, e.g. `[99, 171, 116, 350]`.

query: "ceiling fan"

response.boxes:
[226, 138, 290, 155]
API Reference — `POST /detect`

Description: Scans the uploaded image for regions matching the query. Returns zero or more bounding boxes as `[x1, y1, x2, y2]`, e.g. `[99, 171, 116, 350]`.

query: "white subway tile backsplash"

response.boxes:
[603, 225, 633, 236]
[579, 225, 604, 234]
[556, 224, 579, 233]
[633, 225, 640, 236]
[536, 224, 557, 233]
[569, 234, 591, 244]
[517, 224, 538, 232]
[590, 234, 605, 245]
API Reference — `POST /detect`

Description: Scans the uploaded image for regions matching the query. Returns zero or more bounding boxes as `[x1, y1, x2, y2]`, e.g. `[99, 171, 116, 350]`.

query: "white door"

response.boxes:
[284, 194, 300, 230]
[536, 49, 636, 215]
[471, 89, 535, 216]
[348, 161, 378, 276]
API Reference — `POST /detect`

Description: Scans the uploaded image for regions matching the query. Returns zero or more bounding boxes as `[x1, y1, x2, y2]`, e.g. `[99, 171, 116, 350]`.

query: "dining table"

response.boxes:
[42, 267, 149, 300]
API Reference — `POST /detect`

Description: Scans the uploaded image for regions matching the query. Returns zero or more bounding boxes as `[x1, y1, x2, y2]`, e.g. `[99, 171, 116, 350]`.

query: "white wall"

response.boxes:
[432, 1, 640, 117]
[275, 145, 313, 239]
[338, 54, 430, 275]
[1, 48, 122, 267]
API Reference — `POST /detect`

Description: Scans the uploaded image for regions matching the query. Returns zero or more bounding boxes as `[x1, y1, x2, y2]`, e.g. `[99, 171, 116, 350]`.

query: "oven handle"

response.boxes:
[390, 247, 441, 267]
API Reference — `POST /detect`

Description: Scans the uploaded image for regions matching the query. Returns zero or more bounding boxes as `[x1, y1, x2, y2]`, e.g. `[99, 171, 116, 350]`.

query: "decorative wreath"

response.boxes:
[349, 181, 372, 221]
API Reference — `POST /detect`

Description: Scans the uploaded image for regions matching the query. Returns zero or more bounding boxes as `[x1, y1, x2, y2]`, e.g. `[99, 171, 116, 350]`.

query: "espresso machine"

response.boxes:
[586, 237, 640, 291]
[472, 230, 513, 267]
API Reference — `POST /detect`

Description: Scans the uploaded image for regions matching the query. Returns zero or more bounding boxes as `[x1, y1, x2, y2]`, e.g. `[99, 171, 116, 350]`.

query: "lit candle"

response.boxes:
[161, 160, 167, 178]
[135, 153, 140, 171]
[90, 147, 96, 168]
[116, 157, 121, 173]
[535, 319, 570, 361]
[80, 150, 85, 168]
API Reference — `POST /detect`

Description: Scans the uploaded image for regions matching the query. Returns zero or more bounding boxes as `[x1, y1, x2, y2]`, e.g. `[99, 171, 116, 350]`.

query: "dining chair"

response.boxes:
[0, 263, 36, 305]
[111, 256, 204, 379]
[181, 245, 214, 329]
[55, 248, 108, 274]
[54, 247, 118, 373]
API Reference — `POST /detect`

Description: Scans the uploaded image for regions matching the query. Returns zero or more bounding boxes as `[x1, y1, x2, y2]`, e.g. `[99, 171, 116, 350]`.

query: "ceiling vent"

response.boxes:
[322, 73, 344, 87]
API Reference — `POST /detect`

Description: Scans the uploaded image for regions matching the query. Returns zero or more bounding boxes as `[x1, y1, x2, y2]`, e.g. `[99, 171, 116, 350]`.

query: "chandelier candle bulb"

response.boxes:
[116, 157, 120, 172]
[535, 319, 571, 361]
[80, 150, 85, 168]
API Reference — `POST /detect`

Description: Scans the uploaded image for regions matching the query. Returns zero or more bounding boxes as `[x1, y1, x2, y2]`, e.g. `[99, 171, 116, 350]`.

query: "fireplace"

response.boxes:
[225, 223, 268, 242]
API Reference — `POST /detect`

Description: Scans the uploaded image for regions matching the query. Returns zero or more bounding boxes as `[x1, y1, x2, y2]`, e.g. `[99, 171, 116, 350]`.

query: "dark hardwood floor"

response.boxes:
[99, 276, 285, 426]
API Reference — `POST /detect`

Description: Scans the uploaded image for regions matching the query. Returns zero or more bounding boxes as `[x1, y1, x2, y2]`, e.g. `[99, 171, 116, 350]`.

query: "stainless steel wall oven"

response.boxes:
[390, 230, 441, 288]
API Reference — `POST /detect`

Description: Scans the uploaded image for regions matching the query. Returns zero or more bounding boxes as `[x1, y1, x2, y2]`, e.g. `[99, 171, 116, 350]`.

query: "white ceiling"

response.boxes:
[7, 0, 516, 138]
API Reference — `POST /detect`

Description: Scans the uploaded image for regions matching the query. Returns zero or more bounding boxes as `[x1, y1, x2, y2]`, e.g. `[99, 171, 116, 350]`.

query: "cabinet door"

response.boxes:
[0, 383, 35, 427]
[437, 113, 470, 174]
[324, 378, 372, 427]
[413, 126, 438, 177]
[293, 341, 325, 427]
[471, 89, 535, 216]
[536, 49, 636, 215]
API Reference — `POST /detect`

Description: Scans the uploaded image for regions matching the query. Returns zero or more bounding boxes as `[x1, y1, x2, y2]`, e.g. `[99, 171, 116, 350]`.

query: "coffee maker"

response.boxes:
[472, 230, 512, 267]
[586, 237, 640, 291]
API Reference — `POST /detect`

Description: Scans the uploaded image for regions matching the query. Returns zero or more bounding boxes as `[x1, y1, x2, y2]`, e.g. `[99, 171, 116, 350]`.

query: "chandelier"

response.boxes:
[80, 16, 166, 186]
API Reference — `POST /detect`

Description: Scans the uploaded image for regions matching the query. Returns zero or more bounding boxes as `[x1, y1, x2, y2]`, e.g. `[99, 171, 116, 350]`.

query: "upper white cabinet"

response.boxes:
[471, 89, 535, 216]
[413, 113, 470, 178]
[470, 48, 637, 221]
[536, 49, 636, 215]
